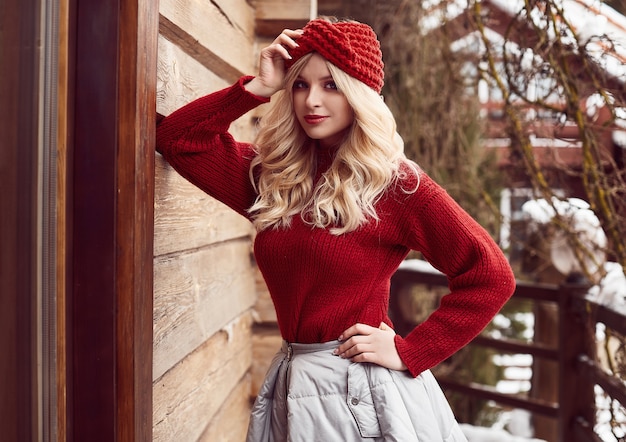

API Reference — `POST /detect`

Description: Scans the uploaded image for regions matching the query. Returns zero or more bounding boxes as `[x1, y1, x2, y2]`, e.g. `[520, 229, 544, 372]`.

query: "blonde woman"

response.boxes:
[157, 17, 515, 441]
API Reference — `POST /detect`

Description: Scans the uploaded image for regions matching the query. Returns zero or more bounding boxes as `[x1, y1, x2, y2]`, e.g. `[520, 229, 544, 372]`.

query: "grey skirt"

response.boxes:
[246, 340, 468, 441]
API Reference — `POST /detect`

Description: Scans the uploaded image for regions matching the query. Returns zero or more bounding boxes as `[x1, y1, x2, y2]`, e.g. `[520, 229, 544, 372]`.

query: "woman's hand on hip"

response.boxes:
[334, 322, 408, 371]
[244, 28, 304, 98]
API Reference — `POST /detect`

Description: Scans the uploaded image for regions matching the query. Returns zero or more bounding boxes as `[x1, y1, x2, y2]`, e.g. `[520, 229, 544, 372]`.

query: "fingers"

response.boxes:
[267, 28, 303, 59]
[335, 323, 384, 358]
[333, 322, 407, 371]
[379, 321, 394, 332]
[254, 28, 304, 94]
[272, 28, 304, 47]
[338, 322, 376, 341]
[259, 44, 290, 63]
[335, 334, 369, 355]
[250, 29, 302, 97]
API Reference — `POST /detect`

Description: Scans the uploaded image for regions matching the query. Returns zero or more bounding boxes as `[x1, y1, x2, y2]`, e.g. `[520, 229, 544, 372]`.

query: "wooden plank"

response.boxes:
[153, 239, 256, 379]
[253, 0, 311, 20]
[154, 154, 254, 257]
[153, 314, 253, 442]
[69, 0, 121, 438]
[156, 36, 260, 255]
[572, 418, 604, 442]
[392, 268, 561, 304]
[159, 15, 244, 83]
[255, 18, 312, 38]
[116, 0, 159, 439]
[558, 283, 596, 441]
[438, 378, 559, 418]
[513, 280, 560, 302]
[159, 0, 255, 81]
[573, 293, 626, 336]
[212, 0, 255, 39]
[56, 0, 70, 438]
[157, 35, 258, 141]
[253, 265, 277, 323]
[577, 355, 626, 408]
[317, 0, 344, 15]
[471, 335, 559, 361]
[198, 374, 252, 442]
[156, 35, 229, 116]
[252, 0, 312, 37]
[250, 327, 282, 397]
[65, 0, 159, 439]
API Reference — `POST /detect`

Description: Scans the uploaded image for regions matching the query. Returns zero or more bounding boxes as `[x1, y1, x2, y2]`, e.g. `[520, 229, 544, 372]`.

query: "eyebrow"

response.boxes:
[295, 75, 335, 82]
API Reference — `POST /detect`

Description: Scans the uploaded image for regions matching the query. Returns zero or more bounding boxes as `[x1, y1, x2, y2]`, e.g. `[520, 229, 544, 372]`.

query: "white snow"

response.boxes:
[398, 258, 441, 274]
[496, 379, 532, 394]
[460, 422, 546, 441]
[588, 261, 626, 311]
[521, 197, 609, 276]
[521, 197, 591, 225]
[521, 197, 625, 309]
[595, 385, 626, 441]
[493, 354, 534, 368]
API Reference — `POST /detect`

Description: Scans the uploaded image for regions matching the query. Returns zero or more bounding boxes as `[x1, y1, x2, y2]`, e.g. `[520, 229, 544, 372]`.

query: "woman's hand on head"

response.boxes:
[244, 28, 304, 98]
[334, 322, 408, 371]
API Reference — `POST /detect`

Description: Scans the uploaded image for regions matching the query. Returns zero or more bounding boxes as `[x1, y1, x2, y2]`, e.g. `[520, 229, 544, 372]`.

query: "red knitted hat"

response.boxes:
[285, 18, 385, 93]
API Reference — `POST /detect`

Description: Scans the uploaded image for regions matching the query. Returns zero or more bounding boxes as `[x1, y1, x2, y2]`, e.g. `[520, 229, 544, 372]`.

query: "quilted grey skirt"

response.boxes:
[246, 340, 467, 441]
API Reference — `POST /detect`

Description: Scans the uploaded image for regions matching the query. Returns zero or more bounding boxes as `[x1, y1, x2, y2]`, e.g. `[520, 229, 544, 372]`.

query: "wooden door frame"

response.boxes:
[65, 0, 158, 440]
[3, 0, 157, 437]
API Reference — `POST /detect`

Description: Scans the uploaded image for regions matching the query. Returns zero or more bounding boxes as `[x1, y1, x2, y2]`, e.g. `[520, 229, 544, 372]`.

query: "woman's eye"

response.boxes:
[293, 80, 308, 89]
[325, 81, 338, 90]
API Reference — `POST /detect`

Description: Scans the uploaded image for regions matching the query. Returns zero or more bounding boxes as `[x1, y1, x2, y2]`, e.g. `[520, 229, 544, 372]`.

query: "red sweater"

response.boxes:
[156, 76, 516, 377]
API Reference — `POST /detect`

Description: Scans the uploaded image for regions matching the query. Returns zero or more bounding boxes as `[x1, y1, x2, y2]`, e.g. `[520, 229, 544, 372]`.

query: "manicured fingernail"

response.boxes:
[338, 335, 343, 341]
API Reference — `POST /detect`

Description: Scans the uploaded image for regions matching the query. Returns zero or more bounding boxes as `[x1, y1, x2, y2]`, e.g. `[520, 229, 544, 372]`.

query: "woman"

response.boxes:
[156, 17, 516, 441]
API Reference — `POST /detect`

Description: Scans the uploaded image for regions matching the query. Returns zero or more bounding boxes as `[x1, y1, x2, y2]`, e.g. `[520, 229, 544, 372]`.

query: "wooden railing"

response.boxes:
[390, 265, 626, 442]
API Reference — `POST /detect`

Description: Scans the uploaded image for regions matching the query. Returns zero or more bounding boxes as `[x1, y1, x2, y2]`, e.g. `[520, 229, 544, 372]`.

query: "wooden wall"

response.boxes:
[154, 0, 312, 440]
[154, 1, 256, 440]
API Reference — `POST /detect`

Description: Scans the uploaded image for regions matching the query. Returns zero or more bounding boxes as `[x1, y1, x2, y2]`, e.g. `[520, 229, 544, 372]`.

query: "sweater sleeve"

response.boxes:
[394, 173, 516, 377]
[155, 76, 270, 217]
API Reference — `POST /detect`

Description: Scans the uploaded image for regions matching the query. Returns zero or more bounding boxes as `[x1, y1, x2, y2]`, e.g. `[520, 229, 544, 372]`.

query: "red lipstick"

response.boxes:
[303, 115, 327, 124]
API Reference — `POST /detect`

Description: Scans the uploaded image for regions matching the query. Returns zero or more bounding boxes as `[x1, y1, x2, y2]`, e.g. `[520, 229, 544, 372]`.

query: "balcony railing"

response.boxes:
[390, 265, 626, 442]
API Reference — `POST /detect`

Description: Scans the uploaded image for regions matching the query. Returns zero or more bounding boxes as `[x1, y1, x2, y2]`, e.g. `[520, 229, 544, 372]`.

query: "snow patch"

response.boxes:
[461, 422, 546, 441]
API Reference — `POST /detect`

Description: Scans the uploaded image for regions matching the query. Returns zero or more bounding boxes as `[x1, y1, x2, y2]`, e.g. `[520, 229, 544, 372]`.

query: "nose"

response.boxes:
[305, 85, 322, 108]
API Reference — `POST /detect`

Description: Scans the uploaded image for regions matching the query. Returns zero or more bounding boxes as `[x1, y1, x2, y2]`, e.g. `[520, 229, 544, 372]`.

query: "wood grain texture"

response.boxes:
[253, 265, 277, 323]
[198, 374, 252, 442]
[210, 0, 256, 39]
[156, 35, 259, 141]
[153, 239, 256, 379]
[253, 0, 311, 19]
[250, 328, 282, 397]
[156, 35, 228, 116]
[159, 0, 255, 82]
[153, 313, 253, 441]
[153, 1, 266, 439]
[154, 154, 254, 257]
[116, 0, 159, 439]
[56, 0, 70, 438]
[252, 0, 312, 37]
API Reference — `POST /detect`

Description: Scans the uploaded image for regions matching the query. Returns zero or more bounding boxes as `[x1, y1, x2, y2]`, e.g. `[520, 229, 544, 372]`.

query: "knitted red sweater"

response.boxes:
[156, 76, 516, 377]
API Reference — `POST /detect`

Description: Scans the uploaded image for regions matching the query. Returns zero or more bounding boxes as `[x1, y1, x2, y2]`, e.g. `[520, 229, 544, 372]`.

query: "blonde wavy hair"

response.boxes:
[248, 53, 419, 235]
